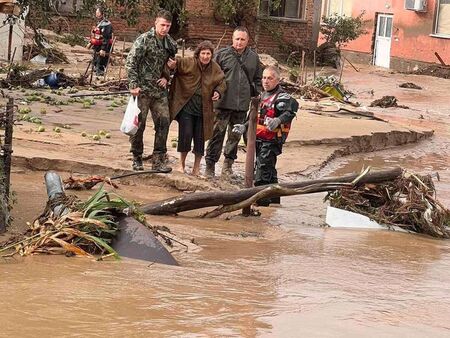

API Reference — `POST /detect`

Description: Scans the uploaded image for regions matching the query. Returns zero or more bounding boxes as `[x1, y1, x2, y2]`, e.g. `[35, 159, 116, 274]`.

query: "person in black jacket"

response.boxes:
[232, 66, 298, 206]
[87, 6, 113, 76]
[204, 26, 262, 178]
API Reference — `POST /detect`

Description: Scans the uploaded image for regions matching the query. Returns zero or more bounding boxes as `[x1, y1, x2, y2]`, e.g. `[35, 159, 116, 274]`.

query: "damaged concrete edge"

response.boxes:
[10, 128, 434, 192]
[293, 129, 434, 177]
[11, 156, 213, 192]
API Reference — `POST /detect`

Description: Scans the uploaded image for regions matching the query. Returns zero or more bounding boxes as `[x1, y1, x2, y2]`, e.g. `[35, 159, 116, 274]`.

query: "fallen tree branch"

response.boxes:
[201, 182, 354, 218]
[141, 168, 402, 215]
[202, 167, 370, 218]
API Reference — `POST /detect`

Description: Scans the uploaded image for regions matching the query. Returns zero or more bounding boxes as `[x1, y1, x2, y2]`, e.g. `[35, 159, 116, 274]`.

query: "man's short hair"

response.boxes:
[233, 26, 249, 36]
[156, 9, 172, 22]
[194, 40, 215, 58]
[264, 66, 281, 79]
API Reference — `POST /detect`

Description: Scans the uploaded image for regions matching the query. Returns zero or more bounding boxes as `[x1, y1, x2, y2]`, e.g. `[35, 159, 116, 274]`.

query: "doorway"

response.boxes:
[374, 14, 393, 68]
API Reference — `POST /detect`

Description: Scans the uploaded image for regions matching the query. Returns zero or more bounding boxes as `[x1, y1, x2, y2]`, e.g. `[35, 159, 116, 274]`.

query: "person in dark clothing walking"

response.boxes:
[87, 6, 113, 76]
[205, 26, 262, 179]
[232, 66, 298, 206]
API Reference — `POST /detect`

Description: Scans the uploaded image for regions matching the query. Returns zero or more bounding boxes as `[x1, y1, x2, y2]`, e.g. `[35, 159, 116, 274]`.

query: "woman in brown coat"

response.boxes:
[169, 41, 226, 175]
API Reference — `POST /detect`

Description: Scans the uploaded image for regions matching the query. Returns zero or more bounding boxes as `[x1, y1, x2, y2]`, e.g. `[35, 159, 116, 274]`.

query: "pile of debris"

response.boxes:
[0, 65, 85, 88]
[0, 187, 135, 259]
[326, 172, 450, 238]
[370, 95, 409, 109]
[24, 43, 69, 64]
[410, 65, 450, 80]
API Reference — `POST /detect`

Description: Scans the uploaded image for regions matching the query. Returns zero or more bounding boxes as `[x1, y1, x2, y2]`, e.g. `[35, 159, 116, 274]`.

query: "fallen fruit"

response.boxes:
[54, 127, 61, 133]
[81, 131, 87, 137]
[105, 133, 111, 139]
[92, 134, 101, 141]
[19, 107, 31, 114]
[37, 126, 45, 132]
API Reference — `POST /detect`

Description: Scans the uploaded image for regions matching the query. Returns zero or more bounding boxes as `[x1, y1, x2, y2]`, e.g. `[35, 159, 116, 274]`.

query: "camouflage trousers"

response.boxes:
[254, 141, 282, 205]
[205, 109, 247, 164]
[129, 93, 170, 158]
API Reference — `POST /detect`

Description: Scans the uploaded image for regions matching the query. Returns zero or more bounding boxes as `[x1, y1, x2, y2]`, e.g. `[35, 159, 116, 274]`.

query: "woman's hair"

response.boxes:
[194, 40, 215, 59]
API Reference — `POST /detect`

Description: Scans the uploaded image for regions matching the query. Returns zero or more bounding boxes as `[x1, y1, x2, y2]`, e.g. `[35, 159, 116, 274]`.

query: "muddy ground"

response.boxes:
[1, 46, 449, 235]
[1, 40, 450, 336]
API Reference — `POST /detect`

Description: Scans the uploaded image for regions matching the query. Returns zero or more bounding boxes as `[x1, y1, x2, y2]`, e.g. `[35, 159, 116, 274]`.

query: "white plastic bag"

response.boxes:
[120, 96, 140, 136]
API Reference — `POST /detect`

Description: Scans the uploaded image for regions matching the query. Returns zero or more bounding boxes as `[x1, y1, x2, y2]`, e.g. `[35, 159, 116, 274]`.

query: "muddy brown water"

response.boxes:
[1, 163, 450, 337]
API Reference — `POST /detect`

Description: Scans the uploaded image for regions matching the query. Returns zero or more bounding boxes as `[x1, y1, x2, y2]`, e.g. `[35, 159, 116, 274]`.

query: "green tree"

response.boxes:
[320, 11, 367, 48]
[213, 0, 258, 26]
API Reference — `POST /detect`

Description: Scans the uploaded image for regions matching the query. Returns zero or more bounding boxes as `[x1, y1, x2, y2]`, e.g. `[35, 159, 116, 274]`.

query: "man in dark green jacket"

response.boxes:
[205, 26, 262, 178]
[125, 9, 177, 171]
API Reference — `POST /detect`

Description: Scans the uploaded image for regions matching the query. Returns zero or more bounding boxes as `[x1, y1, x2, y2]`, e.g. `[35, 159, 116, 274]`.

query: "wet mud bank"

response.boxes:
[288, 128, 434, 176]
[12, 155, 216, 192]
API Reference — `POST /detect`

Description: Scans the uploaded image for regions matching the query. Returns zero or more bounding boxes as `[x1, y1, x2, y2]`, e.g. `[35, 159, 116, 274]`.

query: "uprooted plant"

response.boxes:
[0, 186, 140, 259]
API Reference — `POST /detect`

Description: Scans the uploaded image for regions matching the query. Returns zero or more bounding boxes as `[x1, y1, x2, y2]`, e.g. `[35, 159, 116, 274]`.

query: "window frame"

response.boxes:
[323, 0, 343, 17]
[259, 0, 307, 21]
[432, 0, 450, 38]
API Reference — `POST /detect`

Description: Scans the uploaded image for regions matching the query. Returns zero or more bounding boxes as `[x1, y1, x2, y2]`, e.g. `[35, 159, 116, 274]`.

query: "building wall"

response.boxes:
[48, 15, 151, 42]
[340, 0, 450, 66]
[0, 14, 24, 62]
[47, 0, 319, 54]
[185, 0, 319, 53]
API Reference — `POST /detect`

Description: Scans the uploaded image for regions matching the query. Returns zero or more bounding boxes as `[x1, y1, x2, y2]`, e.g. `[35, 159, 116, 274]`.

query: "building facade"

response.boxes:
[185, 0, 322, 53]
[321, 0, 450, 70]
[49, 0, 322, 55]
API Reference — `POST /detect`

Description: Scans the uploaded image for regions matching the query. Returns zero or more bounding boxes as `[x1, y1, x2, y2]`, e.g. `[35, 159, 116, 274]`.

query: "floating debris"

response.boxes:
[63, 175, 118, 190]
[326, 172, 450, 238]
[0, 187, 137, 259]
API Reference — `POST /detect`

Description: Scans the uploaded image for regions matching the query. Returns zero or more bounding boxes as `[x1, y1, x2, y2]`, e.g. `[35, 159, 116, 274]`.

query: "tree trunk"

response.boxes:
[140, 168, 403, 215]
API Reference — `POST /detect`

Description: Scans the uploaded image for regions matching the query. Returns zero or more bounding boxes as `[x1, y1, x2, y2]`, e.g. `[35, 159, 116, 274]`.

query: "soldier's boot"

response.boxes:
[205, 160, 215, 178]
[221, 158, 234, 178]
[132, 155, 144, 171]
[152, 153, 172, 172]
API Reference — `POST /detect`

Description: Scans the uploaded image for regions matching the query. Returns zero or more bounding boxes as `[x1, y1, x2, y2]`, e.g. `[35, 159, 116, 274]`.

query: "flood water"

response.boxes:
[1, 144, 450, 337]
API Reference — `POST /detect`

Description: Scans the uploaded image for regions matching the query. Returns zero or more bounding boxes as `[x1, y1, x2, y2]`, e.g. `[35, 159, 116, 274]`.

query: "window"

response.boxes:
[259, 0, 306, 20]
[57, 0, 83, 14]
[435, 0, 450, 36]
[322, 0, 352, 17]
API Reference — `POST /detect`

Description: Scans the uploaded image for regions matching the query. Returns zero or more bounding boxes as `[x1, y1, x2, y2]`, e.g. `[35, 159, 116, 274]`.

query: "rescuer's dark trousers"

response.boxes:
[93, 44, 111, 75]
[254, 140, 282, 206]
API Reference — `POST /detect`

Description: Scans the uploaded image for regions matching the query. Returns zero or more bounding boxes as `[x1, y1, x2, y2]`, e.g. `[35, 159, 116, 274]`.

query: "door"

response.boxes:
[374, 14, 393, 68]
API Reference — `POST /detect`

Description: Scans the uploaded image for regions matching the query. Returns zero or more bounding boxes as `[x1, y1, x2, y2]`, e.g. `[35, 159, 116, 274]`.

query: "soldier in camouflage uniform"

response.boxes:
[125, 9, 177, 171]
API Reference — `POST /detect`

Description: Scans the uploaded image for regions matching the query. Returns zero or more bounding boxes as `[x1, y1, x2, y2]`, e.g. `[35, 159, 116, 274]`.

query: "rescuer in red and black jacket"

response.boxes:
[87, 6, 113, 76]
[232, 65, 298, 205]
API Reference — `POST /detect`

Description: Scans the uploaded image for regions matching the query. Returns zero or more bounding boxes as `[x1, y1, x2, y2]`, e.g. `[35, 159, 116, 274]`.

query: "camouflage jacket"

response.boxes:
[125, 28, 177, 97]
